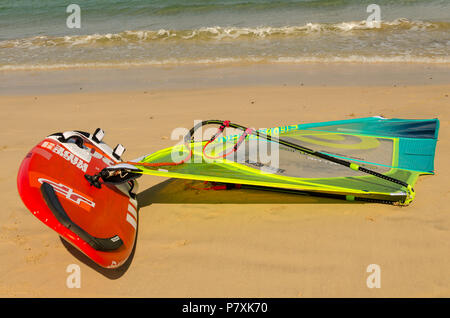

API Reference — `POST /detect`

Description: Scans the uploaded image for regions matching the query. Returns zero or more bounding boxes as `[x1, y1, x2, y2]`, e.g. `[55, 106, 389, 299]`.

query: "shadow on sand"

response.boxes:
[137, 178, 357, 207]
[60, 215, 139, 280]
[62, 178, 358, 278]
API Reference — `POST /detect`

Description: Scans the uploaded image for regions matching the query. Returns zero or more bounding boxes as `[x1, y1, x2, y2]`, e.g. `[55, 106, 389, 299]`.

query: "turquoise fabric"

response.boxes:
[398, 138, 438, 173]
[301, 117, 439, 173]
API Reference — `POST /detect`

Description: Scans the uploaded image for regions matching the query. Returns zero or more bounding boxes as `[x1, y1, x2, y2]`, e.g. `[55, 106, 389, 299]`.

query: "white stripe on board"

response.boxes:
[128, 204, 137, 220]
[126, 213, 137, 230]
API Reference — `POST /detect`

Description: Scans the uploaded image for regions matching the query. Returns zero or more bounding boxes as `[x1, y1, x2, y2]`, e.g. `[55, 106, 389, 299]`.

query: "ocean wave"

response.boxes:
[1, 55, 449, 71]
[1, 19, 447, 49]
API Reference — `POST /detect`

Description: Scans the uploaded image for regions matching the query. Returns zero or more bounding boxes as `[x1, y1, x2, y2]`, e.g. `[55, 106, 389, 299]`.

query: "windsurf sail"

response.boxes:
[98, 117, 439, 206]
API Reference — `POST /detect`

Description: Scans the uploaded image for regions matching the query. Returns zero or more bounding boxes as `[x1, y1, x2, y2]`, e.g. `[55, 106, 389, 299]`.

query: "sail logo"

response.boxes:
[38, 178, 95, 210]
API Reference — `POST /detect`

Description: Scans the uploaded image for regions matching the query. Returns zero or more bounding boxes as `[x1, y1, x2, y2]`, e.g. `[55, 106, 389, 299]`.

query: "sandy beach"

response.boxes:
[0, 63, 449, 297]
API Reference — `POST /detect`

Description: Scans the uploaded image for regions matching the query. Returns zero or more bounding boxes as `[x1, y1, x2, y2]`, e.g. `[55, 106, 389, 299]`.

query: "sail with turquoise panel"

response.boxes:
[107, 117, 439, 205]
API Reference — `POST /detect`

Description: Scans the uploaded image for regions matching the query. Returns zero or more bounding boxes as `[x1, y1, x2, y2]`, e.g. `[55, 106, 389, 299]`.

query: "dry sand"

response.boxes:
[0, 65, 449, 297]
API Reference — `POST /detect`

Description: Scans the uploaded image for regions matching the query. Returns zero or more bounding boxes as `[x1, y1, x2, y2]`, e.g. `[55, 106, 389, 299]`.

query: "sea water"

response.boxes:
[0, 0, 449, 70]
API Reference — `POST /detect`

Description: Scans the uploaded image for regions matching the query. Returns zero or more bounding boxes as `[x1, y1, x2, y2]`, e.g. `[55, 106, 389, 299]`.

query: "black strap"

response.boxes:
[40, 182, 123, 251]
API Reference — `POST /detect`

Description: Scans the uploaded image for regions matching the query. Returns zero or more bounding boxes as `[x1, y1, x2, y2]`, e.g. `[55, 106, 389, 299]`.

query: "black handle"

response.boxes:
[40, 182, 123, 251]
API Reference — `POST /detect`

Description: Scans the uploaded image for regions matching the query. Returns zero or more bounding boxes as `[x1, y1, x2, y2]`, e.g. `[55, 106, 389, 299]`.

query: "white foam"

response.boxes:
[1, 19, 446, 49]
[1, 54, 449, 72]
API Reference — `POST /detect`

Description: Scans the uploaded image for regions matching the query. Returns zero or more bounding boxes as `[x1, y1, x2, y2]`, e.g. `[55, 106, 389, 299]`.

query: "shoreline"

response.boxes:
[1, 62, 449, 96]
